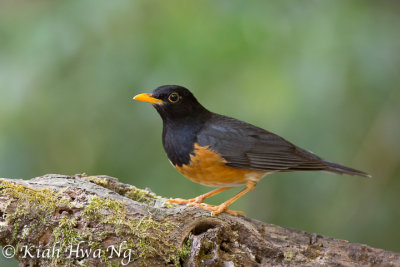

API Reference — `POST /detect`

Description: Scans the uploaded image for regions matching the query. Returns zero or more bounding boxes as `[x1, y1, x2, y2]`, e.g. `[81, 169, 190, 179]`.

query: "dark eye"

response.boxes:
[168, 92, 180, 103]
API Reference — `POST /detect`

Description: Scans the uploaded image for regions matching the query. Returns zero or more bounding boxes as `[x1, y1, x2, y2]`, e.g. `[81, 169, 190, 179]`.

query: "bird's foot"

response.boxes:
[165, 197, 203, 205]
[190, 203, 245, 216]
[166, 198, 245, 216]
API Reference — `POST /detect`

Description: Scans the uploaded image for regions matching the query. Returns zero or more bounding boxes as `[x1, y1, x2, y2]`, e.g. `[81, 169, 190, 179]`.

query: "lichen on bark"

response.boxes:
[0, 174, 399, 267]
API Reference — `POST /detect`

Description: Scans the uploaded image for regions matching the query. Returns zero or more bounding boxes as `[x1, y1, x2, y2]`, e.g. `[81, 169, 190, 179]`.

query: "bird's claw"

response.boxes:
[166, 198, 245, 216]
[166, 197, 203, 205]
[190, 202, 245, 216]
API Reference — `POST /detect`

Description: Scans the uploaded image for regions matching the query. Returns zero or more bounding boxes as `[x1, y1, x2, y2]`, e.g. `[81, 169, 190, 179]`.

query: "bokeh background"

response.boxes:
[1, 0, 399, 265]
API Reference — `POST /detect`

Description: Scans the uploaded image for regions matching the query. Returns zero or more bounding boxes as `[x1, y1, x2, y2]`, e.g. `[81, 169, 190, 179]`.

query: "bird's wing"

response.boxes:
[196, 114, 329, 172]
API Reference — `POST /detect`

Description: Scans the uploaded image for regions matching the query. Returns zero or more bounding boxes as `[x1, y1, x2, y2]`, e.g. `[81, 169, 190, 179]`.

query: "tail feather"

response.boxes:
[324, 160, 371, 178]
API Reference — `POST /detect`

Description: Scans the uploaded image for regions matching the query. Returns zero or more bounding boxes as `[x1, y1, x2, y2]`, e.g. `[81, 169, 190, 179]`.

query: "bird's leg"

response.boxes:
[196, 181, 257, 216]
[186, 187, 231, 206]
[166, 187, 230, 205]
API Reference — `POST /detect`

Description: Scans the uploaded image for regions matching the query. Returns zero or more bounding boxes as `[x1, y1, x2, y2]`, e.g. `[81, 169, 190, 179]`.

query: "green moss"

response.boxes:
[83, 176, 110, 189]
[66, 189, 189, 266]
[303, 243, 323, 260]
[284, 251, 294, 262]
[175, 235, 192, 262]
[0, 180, 57, 220]
[163, 201, 174, 208]
[83, 176, 161, 205]
[52, 217, 84, 265]
[124, 188, 160, 204]
[120, 215, 187, 265]
[79, 190, 189, 265]
[0, 179, 190, 266]
[82, 195, 126, 224]
[53, 217, 81, 249]
[88, 240, 111, 266]
[197, 239, 215, 261]
[0, 179, 70, 243]
[0, 179, 76, 265]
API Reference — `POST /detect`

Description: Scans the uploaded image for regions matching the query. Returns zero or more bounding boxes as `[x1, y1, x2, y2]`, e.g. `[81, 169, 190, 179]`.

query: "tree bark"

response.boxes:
[0, 174, 398, 267]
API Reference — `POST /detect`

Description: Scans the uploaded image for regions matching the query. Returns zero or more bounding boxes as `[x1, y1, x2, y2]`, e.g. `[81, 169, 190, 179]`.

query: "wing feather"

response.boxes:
[197, 114, 328, 172]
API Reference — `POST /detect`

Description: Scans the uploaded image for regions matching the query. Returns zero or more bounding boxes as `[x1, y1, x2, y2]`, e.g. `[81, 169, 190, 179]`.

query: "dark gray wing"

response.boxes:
[197, 113, 370, 177]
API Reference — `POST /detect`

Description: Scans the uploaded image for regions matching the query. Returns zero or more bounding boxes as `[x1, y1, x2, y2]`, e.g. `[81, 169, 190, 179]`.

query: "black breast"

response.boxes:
[162, 119, 205, 166]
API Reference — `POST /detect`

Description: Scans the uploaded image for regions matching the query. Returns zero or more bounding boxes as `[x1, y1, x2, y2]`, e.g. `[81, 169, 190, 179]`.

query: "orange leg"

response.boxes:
[197, 181, 257, 216]
[166, 187, 231, 205]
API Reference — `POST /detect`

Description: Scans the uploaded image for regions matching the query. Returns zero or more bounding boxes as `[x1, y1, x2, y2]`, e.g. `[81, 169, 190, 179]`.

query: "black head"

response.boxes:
[134, 85, 209, 122]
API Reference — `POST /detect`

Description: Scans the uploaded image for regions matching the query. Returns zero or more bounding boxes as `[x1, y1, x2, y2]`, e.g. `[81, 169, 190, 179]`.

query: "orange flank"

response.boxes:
[174, 143, 267, 187]
[167, 143, 267, 215]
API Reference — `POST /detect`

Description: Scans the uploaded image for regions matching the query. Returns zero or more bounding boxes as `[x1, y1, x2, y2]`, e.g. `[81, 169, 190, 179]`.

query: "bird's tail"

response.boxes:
[324, 160, 371, 178]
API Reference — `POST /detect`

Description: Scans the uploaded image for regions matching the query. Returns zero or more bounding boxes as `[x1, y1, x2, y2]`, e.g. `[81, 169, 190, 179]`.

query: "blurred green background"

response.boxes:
[1, 0, 400, 265]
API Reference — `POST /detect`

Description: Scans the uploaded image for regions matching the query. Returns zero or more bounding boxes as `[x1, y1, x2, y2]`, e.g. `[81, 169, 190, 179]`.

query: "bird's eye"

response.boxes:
[168, 92, 180, 103]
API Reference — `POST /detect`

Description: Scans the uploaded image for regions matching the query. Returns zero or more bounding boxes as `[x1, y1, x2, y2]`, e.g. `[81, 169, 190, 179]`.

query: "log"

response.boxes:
[0, 174, 398, 266]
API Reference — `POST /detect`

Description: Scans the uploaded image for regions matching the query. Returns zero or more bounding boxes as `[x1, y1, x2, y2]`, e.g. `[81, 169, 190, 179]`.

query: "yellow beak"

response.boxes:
[133, 93, 164, 105]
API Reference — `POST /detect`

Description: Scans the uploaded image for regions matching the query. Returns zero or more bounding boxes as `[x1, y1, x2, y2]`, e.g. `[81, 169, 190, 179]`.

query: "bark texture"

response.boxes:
[0, 174, 398, 266]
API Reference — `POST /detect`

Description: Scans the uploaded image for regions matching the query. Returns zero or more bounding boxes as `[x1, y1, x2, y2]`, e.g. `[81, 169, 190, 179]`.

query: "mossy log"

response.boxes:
[0, 174, 399, 266]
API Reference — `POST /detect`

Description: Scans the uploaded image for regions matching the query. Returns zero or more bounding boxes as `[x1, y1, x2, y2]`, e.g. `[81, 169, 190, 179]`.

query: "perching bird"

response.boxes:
[133, 85, 370, 215]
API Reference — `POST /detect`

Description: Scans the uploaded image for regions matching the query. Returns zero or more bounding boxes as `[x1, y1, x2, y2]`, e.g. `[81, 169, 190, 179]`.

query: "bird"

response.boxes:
[133, 85, 370, 216]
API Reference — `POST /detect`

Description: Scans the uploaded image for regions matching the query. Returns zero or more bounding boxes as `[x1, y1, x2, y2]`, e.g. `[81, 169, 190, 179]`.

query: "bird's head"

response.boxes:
[133, 85, 208, 121]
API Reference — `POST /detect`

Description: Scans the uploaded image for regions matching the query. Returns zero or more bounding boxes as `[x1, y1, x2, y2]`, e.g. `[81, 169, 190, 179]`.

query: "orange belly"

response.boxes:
[174, 143, 267, 187]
